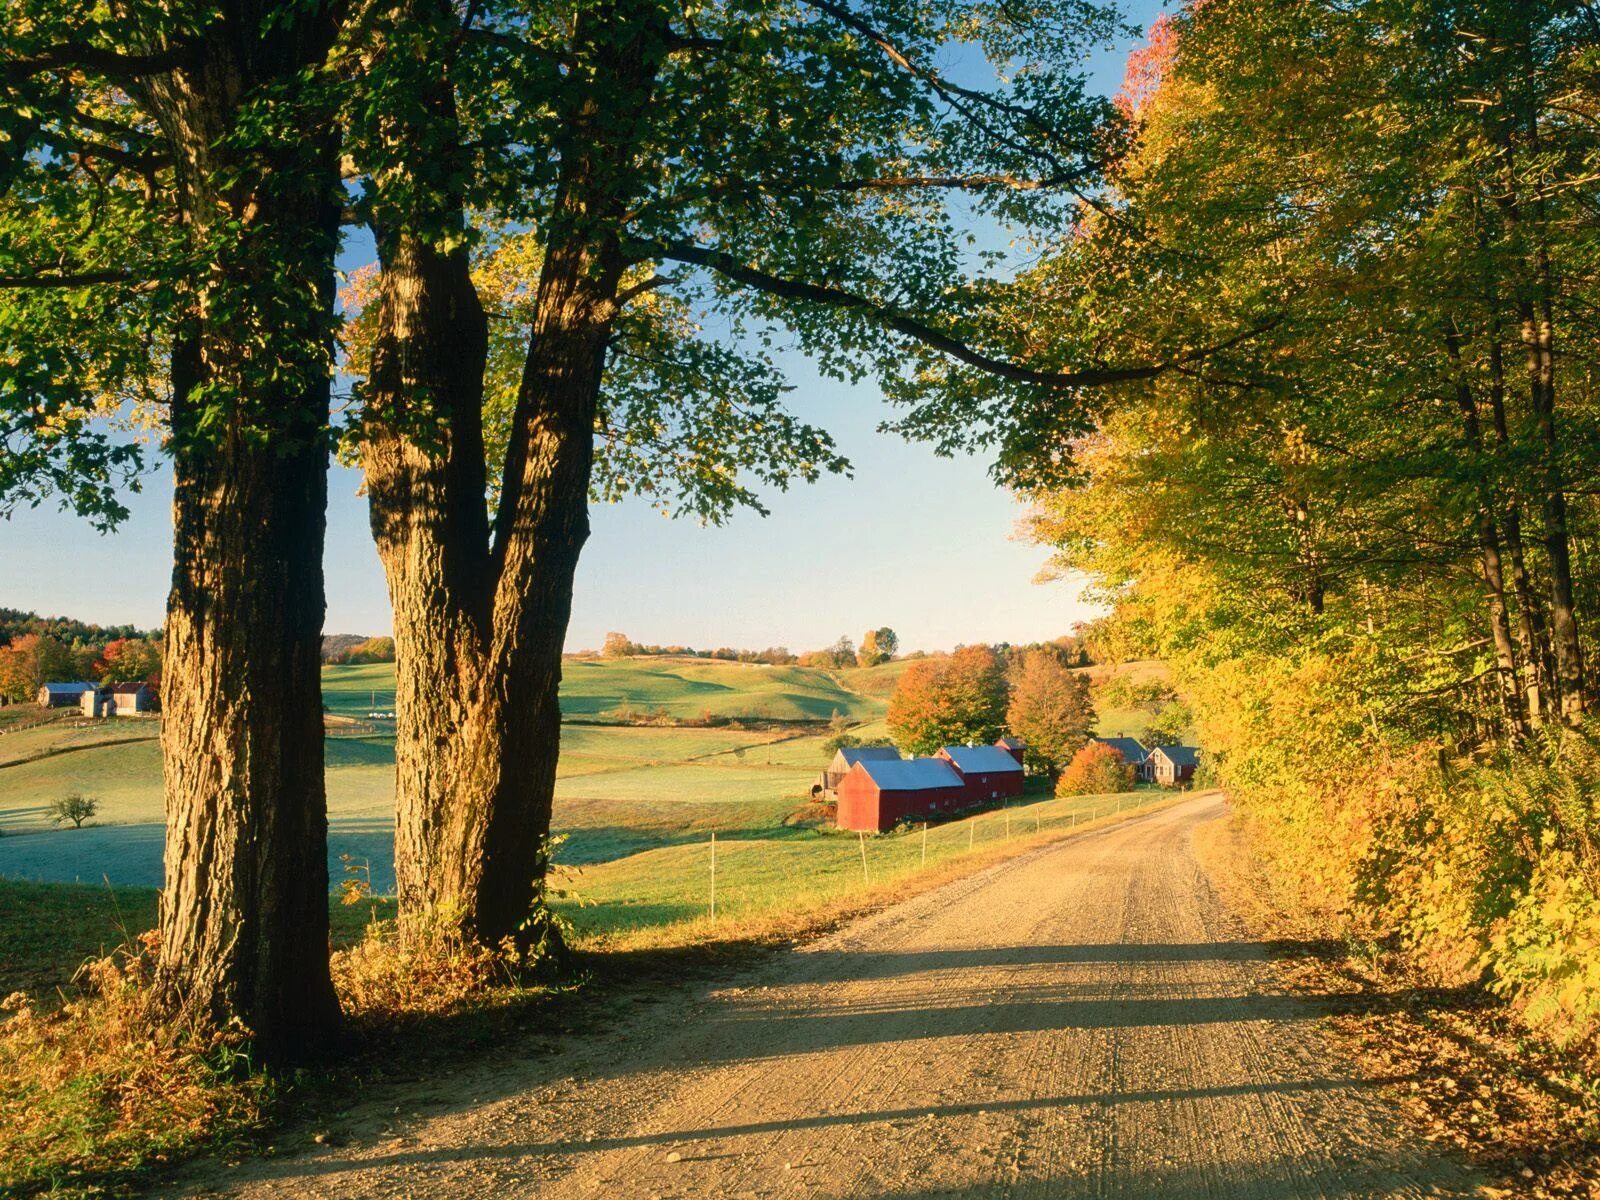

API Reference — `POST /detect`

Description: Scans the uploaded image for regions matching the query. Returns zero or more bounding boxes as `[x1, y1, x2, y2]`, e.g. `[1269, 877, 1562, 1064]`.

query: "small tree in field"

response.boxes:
[50, 794, 99, 829]
[857, 627, 899, 667]
[1055, 744, 1134, 797]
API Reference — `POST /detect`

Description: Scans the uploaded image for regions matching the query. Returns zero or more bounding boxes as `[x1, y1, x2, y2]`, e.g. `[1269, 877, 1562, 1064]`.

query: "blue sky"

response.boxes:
[3, 2, 1163, 654]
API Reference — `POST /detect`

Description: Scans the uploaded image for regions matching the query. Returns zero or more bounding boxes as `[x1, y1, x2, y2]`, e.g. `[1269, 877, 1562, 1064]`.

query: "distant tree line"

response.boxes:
[598, 632, 799, 665]
[322, 636, 397, 665]
[0, 608, 157, 647]
[0, 629, 163, 705]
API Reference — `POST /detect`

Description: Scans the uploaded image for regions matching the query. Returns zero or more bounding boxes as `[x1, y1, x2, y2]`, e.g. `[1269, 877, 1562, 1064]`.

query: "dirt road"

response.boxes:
[186, 794, 1480, 1199]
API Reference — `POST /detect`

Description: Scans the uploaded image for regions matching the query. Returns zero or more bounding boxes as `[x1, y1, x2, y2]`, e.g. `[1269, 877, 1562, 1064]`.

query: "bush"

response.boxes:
[49, 793, 98, 829]
[1055, 743, 1135, 796]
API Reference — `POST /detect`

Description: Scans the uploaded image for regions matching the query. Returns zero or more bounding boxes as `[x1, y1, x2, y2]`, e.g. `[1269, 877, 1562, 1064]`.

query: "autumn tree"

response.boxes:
[1055, 742, 1133, 797]
[3, 3, 344, 1056]
[858, 627, 899, 667]
[1005, 649, 1094, 773]
[95, 638, 162, 684]
[887, 645, 1009, 755]
[601, 632, 635, 659]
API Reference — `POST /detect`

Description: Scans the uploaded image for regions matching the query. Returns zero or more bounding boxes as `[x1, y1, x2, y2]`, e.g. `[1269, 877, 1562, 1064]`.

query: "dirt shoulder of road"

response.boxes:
[1192, 809, 1600, 1200]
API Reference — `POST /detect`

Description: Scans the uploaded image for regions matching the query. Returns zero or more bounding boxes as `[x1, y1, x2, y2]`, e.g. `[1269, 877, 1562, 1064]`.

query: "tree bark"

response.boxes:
[140, 6, 344, 1059]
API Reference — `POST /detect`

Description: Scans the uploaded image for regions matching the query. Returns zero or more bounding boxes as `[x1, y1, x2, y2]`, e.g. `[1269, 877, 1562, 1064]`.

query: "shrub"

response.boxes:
[49, 793, 98, 829]
[1055, 742, 1135, 796]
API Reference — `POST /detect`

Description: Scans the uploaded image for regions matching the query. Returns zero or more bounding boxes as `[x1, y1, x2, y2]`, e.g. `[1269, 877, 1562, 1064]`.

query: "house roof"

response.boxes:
[1093, 737, 1148, 763]
[833, 745, 902, 770]
[995, 735, 1025, 748]
[1153, 744, 1201, 767]
[40, 681, 97, 696]
[940, 744, 1025, 775]
[853, 757, 964, 792]
[107, 682, 152, 694]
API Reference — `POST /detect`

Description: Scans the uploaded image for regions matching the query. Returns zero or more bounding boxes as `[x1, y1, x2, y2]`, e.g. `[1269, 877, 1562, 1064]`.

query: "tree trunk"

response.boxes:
[141, 6, 344, 1059]
[364, 231, 492, 927]
[1484, 328, 1551, 727]
[1446, 327, 1526, 739]
[1490, 74, 1585, 724]
[366, 4, 661, 947]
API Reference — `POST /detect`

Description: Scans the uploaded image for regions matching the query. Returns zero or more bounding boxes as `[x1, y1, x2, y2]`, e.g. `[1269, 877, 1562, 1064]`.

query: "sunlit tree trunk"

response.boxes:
[142, 5, 344, 1059]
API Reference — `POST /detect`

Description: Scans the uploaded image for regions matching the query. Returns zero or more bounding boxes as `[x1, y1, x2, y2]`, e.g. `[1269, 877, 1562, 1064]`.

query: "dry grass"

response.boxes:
[0, 939, 272, 1200]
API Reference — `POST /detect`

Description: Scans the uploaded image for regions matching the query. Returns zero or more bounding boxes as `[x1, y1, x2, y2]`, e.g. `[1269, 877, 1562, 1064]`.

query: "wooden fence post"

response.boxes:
[858, 831, 870, 885]
[922, 823, 928, 868]
[709, 831, 717, 920]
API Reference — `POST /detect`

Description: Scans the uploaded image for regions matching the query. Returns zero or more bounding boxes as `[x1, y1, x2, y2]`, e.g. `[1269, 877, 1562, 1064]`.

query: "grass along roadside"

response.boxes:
[559, 788, 1189, 953]
[1191, 809, 1600, 1200]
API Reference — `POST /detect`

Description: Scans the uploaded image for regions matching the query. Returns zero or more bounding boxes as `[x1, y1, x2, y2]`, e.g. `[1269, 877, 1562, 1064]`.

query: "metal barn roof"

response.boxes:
[40, 681, 97, 696]
[855, 757, 965, 791]
[1093, 737, 1149, 763]
[941, 745, 1025, 775]
[835, 745, 902, 767]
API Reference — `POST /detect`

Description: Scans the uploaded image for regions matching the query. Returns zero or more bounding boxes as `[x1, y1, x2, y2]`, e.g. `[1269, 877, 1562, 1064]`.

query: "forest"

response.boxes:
[1027, 0, 1600, 1052]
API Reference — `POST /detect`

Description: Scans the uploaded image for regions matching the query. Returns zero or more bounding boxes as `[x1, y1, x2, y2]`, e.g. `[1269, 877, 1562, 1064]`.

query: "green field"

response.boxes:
[320, 655, 885, 723]
[0, 658, 901, 893]
[0, 656, 1171, 903]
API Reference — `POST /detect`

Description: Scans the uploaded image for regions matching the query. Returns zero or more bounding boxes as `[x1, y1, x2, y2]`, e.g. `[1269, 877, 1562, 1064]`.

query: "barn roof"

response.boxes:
[1153, 744, 1201, 767]
[40, 681, 97, 696]
[941, 744, 1025, 775]
[854, 757, 964, 791]
[995, 735, 1025, 749]
[1093, 737, 1148, 763]
[834, 745, 902, 768]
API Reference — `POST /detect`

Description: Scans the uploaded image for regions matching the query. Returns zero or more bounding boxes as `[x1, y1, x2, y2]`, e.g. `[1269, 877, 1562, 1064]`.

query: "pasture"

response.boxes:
[0, 656, 1162, 898]
[0, 657, 895, 892]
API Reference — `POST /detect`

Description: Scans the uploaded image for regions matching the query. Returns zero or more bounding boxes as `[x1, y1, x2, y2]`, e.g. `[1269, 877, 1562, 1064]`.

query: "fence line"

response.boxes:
[699, 789, 1175, 922]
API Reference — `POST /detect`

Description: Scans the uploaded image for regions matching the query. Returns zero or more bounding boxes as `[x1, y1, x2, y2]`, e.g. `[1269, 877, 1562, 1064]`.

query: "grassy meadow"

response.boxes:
[0, 655, 1169, 991]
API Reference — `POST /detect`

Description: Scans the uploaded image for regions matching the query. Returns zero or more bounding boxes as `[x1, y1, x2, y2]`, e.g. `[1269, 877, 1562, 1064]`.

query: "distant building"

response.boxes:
[38, 681, 97, 709]
[835, 757, 968, 832]
[74, 682, 158, 718]
[994, 735, 1026, 767]
[937, 744, 1025, 804]
[1148, 745, 1200, 787]
[814, 745, 902, 799]
[105, 682, 157, 715]
[1092, 736, 1150, 779]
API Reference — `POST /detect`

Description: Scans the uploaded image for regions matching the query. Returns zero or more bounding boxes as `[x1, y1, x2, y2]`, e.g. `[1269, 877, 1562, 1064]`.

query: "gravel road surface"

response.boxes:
[184, 793, 1480, 1199]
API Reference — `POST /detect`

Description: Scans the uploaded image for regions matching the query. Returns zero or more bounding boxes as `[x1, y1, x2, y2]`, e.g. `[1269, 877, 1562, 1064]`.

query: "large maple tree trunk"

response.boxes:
[143, 8, 343, 1059]
[364, 232, 492, 924]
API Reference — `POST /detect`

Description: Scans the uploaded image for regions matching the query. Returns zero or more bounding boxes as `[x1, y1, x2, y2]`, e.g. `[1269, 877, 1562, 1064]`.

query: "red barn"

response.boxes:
[835, 758, 967, 833]
[938, 744, 1025, 805]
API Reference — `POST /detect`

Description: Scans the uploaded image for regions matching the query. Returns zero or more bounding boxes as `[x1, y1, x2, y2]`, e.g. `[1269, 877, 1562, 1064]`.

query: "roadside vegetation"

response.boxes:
[1018, 2, 1600, 1184]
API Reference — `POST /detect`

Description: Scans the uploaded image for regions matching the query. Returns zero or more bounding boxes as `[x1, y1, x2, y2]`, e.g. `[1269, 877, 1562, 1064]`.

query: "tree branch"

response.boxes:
[833, 170, 1091, 193]
[4, 41, 195, 81]
[647, 239, 1276, 389]
[0, 269, 153, 289]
